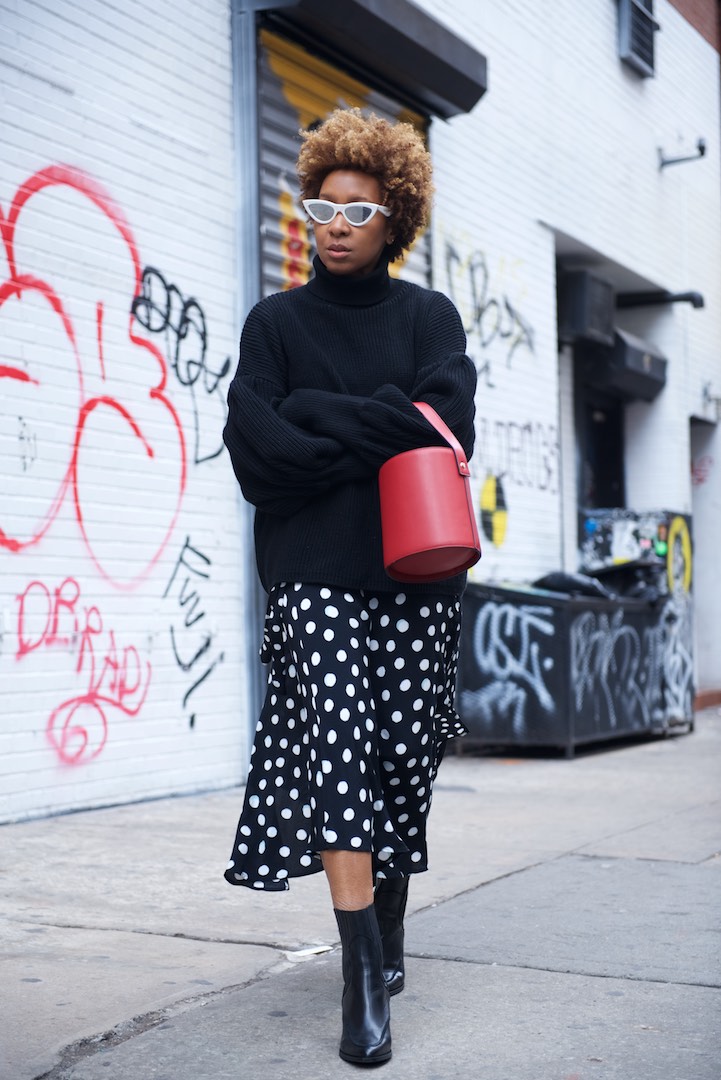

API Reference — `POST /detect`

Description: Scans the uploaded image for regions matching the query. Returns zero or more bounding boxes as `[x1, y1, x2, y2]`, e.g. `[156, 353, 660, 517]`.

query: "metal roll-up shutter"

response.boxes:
[258, 28, 432, 297]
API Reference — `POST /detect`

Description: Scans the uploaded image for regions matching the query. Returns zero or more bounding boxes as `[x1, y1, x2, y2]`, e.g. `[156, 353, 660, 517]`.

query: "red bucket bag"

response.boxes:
[378, 402, 482, 583]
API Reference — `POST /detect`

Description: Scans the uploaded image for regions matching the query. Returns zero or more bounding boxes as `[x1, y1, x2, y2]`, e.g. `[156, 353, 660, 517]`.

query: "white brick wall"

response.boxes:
[0, 0, 249, 821]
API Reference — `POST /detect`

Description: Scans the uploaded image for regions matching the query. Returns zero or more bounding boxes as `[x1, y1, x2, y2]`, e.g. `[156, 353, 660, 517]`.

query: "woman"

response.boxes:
[223, 107, 477, 1066]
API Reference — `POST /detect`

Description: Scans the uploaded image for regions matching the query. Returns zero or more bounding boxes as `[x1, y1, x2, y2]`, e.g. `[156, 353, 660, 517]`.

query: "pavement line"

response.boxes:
[408, 952, 721, 990]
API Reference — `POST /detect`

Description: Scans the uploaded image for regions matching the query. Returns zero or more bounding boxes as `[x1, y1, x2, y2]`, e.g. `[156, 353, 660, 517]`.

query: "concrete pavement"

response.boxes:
[2, 709, 719, 1079]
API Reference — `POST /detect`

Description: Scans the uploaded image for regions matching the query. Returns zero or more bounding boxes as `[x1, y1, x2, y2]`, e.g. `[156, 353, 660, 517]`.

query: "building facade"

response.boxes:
[1, 0, 719, 820]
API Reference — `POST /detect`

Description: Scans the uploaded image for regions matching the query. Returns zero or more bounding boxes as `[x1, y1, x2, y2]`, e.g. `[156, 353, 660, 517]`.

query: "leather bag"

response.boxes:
[378, 402, 481, 583]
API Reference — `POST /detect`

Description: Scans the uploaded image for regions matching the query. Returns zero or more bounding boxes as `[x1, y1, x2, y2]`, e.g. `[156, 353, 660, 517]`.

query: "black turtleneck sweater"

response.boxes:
[223, 255, 477, 595]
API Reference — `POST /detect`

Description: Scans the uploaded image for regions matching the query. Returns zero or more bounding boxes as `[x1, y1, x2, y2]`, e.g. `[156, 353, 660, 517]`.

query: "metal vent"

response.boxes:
[619, 0, 659, 78]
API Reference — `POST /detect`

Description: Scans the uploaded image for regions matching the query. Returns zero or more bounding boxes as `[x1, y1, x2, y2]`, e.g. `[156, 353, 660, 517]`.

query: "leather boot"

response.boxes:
[334, 904, 392, 1066]
[374, 876, 409, 996]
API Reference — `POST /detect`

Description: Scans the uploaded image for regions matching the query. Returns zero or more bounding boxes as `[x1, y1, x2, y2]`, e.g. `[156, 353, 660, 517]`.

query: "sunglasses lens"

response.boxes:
[305, 200, 335, 223]
[344, 203, 375, 225]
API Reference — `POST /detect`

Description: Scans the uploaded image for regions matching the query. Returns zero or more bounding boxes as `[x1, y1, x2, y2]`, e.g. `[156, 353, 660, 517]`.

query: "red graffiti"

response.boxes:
[691, 454, 714, 486]
[0, 166, 186, 588]
[16, 577, 151, 765]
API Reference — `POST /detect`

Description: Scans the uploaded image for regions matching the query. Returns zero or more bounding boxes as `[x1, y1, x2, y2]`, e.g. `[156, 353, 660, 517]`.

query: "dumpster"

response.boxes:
[457, 568, 694, 758]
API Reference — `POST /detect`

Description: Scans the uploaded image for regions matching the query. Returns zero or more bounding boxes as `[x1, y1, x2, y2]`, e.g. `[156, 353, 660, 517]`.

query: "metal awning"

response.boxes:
[244, 0, 488, 118]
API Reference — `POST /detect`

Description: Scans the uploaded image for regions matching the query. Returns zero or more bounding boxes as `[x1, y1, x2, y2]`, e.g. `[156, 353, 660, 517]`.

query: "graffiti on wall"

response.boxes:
[162, 536, 225, 729]
[0, 165, 187, 588]
[691, 454, 714, 486]
[132, 266, 230, 465]
[444, 243, 535, 388]
[579, 509, 692, 596]
[1, 165, 229, 773]
[442, 236, 557, 550]
[15, 577, 151, 764]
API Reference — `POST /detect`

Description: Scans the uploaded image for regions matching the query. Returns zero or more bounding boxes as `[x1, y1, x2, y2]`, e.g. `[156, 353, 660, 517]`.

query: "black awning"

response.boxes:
[578, 330, 668, 402]
[255, 0, 488, 118]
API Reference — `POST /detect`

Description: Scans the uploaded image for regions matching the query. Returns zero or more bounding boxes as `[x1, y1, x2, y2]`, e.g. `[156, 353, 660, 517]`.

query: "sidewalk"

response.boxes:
[2, 709, 719, 1080]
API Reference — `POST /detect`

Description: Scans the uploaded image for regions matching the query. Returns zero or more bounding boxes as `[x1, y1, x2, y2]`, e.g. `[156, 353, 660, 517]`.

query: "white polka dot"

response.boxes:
[340, 708, 351, 721]
[300, 598, 312, 610]
[305, 621, 316, 634]
[411, 851, 423, 863]
[412, 639, 423, 652]
[324, 673, 337, 687]
[324, 829, 338, 843]
[343, 808, 355, 820]
[300, 855, 312, 867]
[350, 837, 363, 848]
[327, 729, 338, 744]
[396, 618, 409, 632]
[258, 865, 269, 876]
[320, 588, 332, 599]
[325, 605, 339, 618]
[311, 651, 321, 666]
[338, 780, 349, 794]
[336, 649, 348, 662]
[342, 749, 352, 763]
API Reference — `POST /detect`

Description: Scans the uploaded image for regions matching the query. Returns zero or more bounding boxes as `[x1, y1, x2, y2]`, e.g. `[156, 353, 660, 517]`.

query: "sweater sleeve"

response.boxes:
[278, 291, 477, 466]
[222, 303, 370, 516]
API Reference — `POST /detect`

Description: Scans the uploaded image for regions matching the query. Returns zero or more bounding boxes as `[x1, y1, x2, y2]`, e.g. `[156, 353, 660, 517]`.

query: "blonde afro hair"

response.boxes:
[296, 107, 433, 262]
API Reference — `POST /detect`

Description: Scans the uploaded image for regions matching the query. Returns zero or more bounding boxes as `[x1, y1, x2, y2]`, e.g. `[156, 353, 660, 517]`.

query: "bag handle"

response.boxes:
[413, 402, 471, 477]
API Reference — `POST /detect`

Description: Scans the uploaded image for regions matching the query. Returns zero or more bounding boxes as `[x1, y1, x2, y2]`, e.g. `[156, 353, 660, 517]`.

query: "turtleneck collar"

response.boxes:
[305, 253, 392, 307]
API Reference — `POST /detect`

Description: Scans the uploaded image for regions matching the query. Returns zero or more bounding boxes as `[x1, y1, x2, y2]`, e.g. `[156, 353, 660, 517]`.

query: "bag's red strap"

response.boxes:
[413, 402, 471, 477]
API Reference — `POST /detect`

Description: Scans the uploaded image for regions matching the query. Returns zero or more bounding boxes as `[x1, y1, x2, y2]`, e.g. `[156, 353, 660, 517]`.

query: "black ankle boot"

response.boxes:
[374, 876, 409, 996]
[334, 904, 392, 1066]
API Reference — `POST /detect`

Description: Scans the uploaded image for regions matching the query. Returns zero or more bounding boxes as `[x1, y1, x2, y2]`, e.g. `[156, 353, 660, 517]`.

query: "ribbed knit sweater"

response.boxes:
[223, 254, 477, 595]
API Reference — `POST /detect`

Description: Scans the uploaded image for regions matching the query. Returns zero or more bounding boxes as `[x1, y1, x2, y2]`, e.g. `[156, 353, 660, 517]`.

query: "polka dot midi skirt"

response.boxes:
[225, 583, 467, 891]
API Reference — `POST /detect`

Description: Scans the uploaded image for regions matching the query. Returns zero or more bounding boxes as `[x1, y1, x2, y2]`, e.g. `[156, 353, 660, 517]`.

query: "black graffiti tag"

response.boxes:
[132, 267, 231, 464]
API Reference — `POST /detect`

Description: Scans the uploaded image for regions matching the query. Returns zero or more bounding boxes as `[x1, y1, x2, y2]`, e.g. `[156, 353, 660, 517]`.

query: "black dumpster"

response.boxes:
[457, 572, 694, 758]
